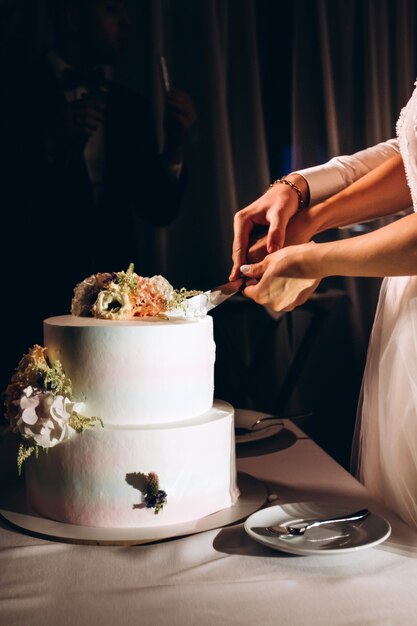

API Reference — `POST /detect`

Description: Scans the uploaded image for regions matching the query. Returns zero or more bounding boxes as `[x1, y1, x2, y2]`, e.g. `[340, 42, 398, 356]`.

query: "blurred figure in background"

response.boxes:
[0, 0, 196, 391]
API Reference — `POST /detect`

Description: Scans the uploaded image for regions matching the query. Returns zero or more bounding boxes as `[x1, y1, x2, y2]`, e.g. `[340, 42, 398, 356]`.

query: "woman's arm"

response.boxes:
[288, 153, 412, 244]
[246, 153, 412, 261]
[230, 140, 401, 279]
[302, 211, 417, 278]
[240, 156, 417, 311]
[241, 212, 417, 311]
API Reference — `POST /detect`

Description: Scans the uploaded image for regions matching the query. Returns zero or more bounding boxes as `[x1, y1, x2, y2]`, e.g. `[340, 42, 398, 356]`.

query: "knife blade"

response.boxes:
[168, 278, 244, 317]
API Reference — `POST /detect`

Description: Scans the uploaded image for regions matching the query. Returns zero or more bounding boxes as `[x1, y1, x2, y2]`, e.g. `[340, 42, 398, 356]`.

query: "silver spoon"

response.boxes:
[235, 411, 313, 436]
[268, 508, 369, 537]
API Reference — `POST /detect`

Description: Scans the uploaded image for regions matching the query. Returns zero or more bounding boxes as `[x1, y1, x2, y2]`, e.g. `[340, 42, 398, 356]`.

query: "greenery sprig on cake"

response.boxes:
[4, 345, 102, 474]
[71, 263, 202, 320]
[143, 472, 168, 514]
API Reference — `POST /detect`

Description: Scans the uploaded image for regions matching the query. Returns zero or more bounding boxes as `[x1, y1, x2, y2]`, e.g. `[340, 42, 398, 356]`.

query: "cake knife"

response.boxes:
[168, 278, 244, 317]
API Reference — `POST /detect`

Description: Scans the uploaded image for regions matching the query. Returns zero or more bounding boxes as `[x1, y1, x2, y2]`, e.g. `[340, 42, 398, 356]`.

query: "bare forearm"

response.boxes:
[295, 154, 412, 240]
[307, 212, 417, 278]
[240, 156, 416, 311]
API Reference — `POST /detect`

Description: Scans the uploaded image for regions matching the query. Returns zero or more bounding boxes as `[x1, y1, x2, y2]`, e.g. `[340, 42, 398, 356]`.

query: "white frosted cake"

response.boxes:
[8, 266, 239, 529]
[44, 315, 215, 425]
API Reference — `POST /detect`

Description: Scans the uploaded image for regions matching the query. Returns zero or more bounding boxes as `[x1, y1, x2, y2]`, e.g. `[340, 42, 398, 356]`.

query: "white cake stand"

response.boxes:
[0, 473, 267, 546]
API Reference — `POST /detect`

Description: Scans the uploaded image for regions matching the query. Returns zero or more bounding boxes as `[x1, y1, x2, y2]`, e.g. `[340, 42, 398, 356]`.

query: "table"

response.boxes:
[1, 420, 417, 626]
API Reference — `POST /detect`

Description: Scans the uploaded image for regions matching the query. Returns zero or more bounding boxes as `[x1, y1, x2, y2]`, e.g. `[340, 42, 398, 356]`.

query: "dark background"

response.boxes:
[2, 0, 417, 471]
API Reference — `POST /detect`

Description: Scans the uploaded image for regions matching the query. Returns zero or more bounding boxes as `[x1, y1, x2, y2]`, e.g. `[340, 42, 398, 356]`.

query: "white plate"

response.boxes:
[244, 502, 391, 555]
[0, 473, 267, 546]
[234, 409, 283, 444]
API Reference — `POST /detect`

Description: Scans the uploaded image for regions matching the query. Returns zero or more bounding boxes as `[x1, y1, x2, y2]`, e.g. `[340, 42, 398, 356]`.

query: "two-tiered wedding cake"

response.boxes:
[6, 266, 239, 528]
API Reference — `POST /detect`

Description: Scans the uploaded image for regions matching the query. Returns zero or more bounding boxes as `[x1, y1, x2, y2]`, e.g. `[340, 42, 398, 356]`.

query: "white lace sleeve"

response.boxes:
[396, 81, 417, 210]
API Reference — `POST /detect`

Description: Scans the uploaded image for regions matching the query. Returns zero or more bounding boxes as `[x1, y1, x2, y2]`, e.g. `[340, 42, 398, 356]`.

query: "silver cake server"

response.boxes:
[168, 278, 244, 317]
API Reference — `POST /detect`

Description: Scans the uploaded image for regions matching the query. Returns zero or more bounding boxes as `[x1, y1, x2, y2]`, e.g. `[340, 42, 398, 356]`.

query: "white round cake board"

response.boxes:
[0, 473, 267, 546]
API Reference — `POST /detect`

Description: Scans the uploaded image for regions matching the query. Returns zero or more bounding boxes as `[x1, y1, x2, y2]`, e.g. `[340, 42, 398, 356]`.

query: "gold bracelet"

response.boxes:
[269, 178, 304, 210]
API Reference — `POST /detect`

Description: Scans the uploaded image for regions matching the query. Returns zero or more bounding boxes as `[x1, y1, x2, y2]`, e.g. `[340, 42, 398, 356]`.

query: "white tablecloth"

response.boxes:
[1, 420, 417, 626]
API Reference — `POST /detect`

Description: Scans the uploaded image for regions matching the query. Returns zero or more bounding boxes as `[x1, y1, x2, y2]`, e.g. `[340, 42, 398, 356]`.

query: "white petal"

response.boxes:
[21, 406, 39, 426]
[20, 394, 39, 411]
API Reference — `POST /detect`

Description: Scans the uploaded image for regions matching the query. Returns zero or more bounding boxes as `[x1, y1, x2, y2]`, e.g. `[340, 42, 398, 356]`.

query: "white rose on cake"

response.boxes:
[4, 345, 103, 473]
[92, 283, 133, 319]
[12, 385, 84, 448]
[149, 275, 175, 302]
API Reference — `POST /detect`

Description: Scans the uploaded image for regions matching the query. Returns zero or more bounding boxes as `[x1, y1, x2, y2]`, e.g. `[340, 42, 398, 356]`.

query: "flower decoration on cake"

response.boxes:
[4, 345, 102, 474]
[143, 472, 168, 514]
[71, 263, 203, 320]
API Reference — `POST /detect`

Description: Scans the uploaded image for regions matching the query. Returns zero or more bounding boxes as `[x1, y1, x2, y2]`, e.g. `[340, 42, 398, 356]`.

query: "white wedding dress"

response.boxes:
[353, 82, 417, 530]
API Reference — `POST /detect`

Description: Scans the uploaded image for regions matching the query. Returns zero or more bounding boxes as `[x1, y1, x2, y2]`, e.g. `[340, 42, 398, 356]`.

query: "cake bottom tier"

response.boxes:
[25, 400, 239, 528]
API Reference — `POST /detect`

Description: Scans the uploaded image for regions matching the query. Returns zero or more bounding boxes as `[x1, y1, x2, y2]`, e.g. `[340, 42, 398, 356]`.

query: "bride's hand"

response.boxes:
[240, 243, 321, 312]
[230, 180, 308, 280]
[246, 206, 316, 264]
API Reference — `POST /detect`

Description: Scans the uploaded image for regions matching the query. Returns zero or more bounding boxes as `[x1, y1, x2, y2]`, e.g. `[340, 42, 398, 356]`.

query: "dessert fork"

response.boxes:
[268, 508, 369, 537]
[235, 411, 313, 436]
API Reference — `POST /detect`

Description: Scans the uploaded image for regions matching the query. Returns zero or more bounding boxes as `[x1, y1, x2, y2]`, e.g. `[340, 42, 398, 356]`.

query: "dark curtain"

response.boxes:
[2, 0, 417, 468]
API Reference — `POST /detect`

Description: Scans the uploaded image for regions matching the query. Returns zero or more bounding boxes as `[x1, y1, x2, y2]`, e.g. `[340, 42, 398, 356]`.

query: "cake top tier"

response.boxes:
[45, 315, 208, 328]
